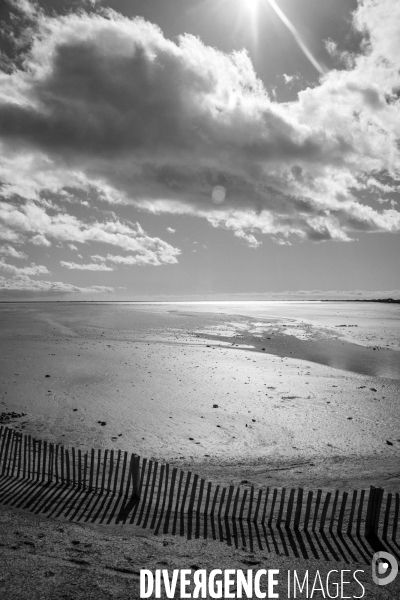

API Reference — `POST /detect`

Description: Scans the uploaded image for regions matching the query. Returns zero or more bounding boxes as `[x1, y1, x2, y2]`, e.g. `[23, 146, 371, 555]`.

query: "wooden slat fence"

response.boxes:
[0, 425, 139, 499]
[0, 425, 399, 544]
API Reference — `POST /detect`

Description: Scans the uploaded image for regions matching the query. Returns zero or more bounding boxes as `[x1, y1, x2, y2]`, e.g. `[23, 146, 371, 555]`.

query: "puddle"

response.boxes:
[198, 333, 400, 380]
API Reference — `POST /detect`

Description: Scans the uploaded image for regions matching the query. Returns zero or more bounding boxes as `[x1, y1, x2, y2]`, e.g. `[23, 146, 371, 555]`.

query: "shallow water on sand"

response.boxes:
[1, 300, 399, 379]
[198, 331, 400, 379]
[118, 300, 400, 379]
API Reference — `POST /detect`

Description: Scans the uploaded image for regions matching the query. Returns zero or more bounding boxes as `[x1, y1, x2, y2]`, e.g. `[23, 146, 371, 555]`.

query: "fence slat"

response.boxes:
[337, 492, 348, 534]
[293, 488, 303, 531]
[188, 474, 199, 515]
[55, 444, 59, 484]
[100, 450, 108, 494]
[60, 446, 65, 485]
[232, 487, 240, 520]
[42, 440, 47, 483]
[37, 440, 42, 481]
[247, 486, 254, 522]
[88, 449, 94, 492]
[383, 493, 392, 539]
[356, 490, 365, 536]
[347, 491, 357, 535]
[393, 493, 399, 542]
[22, 434, 28, 480]
[180, 471, 192, 514]
[312, 490, 322, 532]
[71, 447, 76, 487]
[218, 487, 227, 520]
[77, 449, 82, 489]
[261, 488, 270, 525]
[65, 449, 71, 485]
[0, 427, 8, 469]
[329, 490, 339, 533]
[276, 488, 286, 528]
[11, 432, 19, 477]
[94, 449, 101, 492]
[107, 450, 114, 493]
[118, 451, 127, 497]
[48, 443, 54, 483]
[320, 492, 331, 532]
[239, 489, 248, 522]
[5, 429, 15, 477]
[254, 490, 262, 523]
[225, 486, 234, 519]
[304, 491, 313, 531]
[27, 435, 32, 480]
[210, 484, 219, 519]
[112, 450, 121, 496]
[285, 489, 295, 530]
[268, 488, 277, 527]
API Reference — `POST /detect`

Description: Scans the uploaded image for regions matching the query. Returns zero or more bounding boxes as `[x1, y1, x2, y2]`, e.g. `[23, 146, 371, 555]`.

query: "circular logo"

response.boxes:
[372, 552, 398, 586]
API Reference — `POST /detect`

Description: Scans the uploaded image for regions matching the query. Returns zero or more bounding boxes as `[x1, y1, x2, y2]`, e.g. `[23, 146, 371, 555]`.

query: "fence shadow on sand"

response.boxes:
[0, 426, 399, 565]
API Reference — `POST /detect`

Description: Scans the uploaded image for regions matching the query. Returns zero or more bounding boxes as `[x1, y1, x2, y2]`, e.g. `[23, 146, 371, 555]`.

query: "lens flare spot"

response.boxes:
[212, 186, 226, 204]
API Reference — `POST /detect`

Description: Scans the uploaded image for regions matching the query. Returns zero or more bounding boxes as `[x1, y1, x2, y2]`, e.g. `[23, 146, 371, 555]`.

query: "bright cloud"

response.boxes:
[0, 200, 180, 263]
[0, 274, 114, 294]
[92, 250, 178, 266]
[0, 0, 399, 250]
[0, 244, 27, 259]
[0, 259, 49, 276]
[60, 261, 114, 271]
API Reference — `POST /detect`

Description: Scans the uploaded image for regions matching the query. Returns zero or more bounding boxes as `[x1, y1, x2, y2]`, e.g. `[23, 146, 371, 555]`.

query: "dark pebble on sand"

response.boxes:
[213, 404, 218, 408]
[370, 388, 377, 392]
[45, 375, 50, 378]
[386, 440, 393, 445]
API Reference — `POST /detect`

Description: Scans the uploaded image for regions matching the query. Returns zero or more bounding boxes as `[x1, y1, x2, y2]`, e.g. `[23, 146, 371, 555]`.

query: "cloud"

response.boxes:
[0, 259, 49, 275]
[0, 200, 181, 263]
[60, 260, 114, 271]
[91, 249, 178, 266]
[166, 227, 176, 233]
[0, 274, 114, 294]
[0, 244, 27, 259]
[31, 234, 51, 246]
[0, 0, 399, 247]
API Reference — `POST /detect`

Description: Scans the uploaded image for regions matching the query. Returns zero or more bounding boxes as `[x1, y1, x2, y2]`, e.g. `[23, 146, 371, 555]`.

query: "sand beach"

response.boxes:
[1, 301, 400, 599]
[1, 301, 399, 486]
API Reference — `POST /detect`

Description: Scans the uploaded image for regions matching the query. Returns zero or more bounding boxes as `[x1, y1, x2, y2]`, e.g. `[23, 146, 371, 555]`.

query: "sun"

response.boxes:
[238, 0, 263, 44]
[244, 0, 261, 13]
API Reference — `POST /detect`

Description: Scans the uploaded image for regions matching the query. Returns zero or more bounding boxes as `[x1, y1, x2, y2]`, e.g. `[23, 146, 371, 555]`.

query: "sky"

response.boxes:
[0, 0, 399, 300]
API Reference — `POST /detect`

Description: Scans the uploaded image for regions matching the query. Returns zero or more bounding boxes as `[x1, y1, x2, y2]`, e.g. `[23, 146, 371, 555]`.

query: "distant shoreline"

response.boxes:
[0, 298, 399, 304]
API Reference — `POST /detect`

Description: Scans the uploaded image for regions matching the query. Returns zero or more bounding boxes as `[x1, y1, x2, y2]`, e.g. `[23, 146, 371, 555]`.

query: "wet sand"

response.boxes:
[1, 301, 400, 599]
[0, 301, 399, 490]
